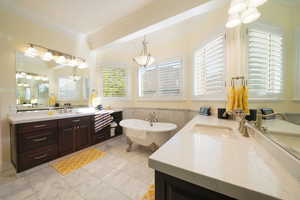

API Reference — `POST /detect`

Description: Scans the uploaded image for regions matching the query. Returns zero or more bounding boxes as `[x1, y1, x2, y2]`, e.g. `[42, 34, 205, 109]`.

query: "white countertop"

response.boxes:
[149, 115, 300, 200]
[8, 108, 121, 124]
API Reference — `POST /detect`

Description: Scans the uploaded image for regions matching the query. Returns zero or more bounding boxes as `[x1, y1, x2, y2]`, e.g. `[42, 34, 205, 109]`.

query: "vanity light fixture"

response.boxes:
[133, 36, 155, 67]
[226, 0, 267, 28]
[23, 43, 87, 68]
[24, 44, 38, 58]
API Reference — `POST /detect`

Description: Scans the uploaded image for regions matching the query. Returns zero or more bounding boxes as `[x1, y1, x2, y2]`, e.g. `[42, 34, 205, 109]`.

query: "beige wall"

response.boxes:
[0, 8, 90, 170]
[94, 1, 300, 113]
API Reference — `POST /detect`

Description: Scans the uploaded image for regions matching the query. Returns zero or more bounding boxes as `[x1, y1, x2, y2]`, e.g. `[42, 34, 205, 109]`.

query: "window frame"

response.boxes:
[246, 23, 285, 101]
[294, 26, 300, 101]
[192, 31, 227, 101]
[137, 57, 185, 101]
[99, 64, 131, 101]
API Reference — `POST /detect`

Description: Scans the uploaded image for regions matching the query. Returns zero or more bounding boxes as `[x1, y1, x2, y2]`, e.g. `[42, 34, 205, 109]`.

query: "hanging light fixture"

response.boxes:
[71, 67, 81, 81]
[42, 51, 53, 61]
[24, 44, 38, 58]
[226, 14, 242, 28]
[249, 0, 268, 7]
[241, 7, 261, 24]
[228, 0, 247, 15]
[133, 36, 155, 67]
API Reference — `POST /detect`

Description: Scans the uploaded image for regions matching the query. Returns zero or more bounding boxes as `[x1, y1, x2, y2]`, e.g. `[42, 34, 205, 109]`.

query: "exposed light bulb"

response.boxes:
[24, 46, 38, 58]
[241, 7, 261, 24]
[55, 55, 66, 65]
[78, 61, 88, 69]
[248, 0, 268, 7]
[226, 14, 242, 28]
[68, 59, 78, 67]
[26, 75, 32, 80]
[42, 51, 53, 61]
[228, 0, 247, 15]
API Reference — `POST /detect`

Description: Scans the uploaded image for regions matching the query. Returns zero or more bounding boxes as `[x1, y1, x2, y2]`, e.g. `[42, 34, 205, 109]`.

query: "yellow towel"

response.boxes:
[89, 92, 97, 107]
[242, 86, 250, 114]
[48, 95, 56, 106]
[226, 87, 235, 114]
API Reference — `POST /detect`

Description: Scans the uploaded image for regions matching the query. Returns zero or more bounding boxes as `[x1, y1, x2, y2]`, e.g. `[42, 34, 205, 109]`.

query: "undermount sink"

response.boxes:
[191, 124, 233, 137]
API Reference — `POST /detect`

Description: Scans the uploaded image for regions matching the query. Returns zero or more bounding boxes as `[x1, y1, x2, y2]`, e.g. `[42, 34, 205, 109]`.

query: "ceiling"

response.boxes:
[0, 0, 156, 34]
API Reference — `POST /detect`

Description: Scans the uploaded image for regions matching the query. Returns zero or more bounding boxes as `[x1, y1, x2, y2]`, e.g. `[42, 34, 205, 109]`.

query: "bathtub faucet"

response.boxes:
[147, 112, 158, 127]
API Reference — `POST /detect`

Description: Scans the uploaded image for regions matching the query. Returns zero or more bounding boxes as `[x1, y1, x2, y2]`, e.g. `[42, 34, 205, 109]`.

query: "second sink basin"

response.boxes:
[191, 124, 233, 137]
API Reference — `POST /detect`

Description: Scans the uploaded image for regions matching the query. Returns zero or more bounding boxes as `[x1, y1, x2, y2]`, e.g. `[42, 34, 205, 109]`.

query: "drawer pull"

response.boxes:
[34, 124, 47, 128]
[32, 137, 47, 142]
[72, 120, 80, 123]
[33, 154, 48, 160]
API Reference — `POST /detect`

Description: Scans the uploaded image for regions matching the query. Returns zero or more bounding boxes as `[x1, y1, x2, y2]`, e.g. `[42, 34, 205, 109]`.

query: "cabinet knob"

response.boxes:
[33, 154, 48, 160]
[32, 137, 47, 142]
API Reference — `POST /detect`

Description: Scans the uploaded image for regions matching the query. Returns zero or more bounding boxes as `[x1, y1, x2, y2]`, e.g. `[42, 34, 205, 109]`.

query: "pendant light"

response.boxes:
[133, 36, 155, 67]
[241, 7, 261, 24]
[25, 44, 38, 58]
[249, 0, 268, 7]
[226, 14, 242, 28]
[228, 0, 247, 15]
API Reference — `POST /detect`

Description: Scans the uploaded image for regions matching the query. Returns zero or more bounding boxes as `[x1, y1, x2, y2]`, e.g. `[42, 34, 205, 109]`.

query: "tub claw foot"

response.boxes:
[150, 143, 159, 152]
[126, 137, 133, 152]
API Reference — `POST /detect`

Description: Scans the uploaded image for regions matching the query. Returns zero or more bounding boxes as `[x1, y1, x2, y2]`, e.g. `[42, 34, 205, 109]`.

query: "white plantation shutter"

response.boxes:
[102, 67, 128, 97]
[247, 28, 283, 98]
[194, 33, 226, 98]
[139, 59, 183, 97]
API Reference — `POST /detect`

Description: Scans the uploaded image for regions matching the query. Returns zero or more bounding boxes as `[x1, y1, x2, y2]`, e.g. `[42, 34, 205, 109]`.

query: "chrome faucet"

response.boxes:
[232, 110, 249, 137]
[146, 112, 158, 127]
[255, 109, 287, 131]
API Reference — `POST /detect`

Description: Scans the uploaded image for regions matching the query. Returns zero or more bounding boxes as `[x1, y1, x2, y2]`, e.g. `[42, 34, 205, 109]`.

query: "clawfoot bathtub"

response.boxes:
[120, 119, 177, 152]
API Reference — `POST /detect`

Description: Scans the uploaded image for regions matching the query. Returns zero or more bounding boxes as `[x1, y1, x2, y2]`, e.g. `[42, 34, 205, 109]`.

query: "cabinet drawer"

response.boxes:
[19, 145, 58, 171]
[59, 116, 91, 128]
[19, 129, 58, 152]
[19, 120, 57, 133]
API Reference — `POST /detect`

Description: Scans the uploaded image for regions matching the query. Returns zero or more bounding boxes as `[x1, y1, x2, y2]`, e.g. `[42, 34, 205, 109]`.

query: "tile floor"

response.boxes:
[0, 136, 154, 200]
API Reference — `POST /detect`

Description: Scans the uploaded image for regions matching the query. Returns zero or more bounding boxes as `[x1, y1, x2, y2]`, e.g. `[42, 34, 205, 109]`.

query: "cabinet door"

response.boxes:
[75, 118, 91, 150]
[59, 126, 75, 156]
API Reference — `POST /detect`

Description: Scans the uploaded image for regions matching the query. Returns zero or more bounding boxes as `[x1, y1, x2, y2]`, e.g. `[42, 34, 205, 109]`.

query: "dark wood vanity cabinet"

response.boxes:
[155, 171, 236, 200]
[10, 120, 59, 172]
[11, 112, 122, 172]
[58, 116, 91, 156]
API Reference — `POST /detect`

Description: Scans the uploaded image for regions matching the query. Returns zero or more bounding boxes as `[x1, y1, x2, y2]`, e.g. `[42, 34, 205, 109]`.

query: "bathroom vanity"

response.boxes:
[149, 115, 300, 200]
[9, 109, 123, 172]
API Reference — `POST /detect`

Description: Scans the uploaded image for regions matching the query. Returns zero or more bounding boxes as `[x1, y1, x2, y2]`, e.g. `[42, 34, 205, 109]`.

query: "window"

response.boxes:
[58, 77, 80, 100]
[102, 67, 128, 98]
[139, 59, 183, 98]
[247, 27, 283, 99]
[193, 33, 226, 100]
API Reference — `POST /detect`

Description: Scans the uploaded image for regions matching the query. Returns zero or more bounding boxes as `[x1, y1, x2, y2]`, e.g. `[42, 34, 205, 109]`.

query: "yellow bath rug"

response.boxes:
[141, 184, 155, 200]
[51, 148, 106, 175]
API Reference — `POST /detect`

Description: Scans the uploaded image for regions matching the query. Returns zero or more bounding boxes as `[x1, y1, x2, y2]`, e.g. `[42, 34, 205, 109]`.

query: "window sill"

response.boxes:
[136, 97, 187, 102]
[248, 98, 286, 102]
[191, 98, 226, 102]
[101, 97, 131, 102]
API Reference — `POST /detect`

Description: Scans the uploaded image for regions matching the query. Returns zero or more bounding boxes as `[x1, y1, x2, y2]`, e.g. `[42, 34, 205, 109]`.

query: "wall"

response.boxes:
[94, 1, 300, 114]
[0, 8, 90, 171]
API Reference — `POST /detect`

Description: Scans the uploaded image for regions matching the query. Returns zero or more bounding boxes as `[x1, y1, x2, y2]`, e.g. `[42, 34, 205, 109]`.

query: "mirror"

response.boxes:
[256, 0, 300, 160]
[15, 52, 90, 111]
